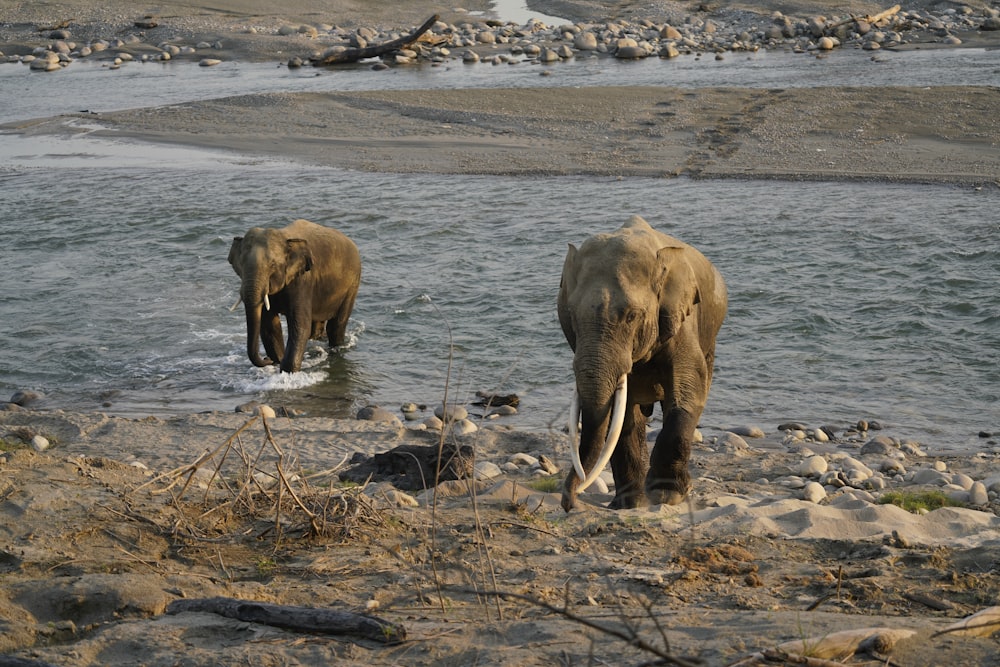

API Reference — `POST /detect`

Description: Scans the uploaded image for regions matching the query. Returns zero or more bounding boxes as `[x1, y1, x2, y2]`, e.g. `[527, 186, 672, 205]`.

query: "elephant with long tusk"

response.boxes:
[558, 215, 727, 511]
[228, 219, 361, 373]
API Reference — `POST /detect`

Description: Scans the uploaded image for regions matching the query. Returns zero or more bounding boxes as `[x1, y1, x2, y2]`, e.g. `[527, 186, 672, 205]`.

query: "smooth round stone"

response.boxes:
[860, 438, 895, 456]
[716, 432, 751, 455]
[615, 45, 648, 58]
[729, 425, 765, 438]
[254, 404, 276, 419]
[969, 481, 989, 506]
[474, 461, 502, 480]
[951, 472, 974, 491]
[799, 455, 828, 477]
[357, 405, 399, 424]
[450, 418, 478, 436]
[422, 415, 443, 430]
[198, 58, 222, 66]
[880, 458, 906, 475]
[10, 390, 43, 406]
[838, 456, 872, 478]
[911, 468, 949, 485]
[30, 435, 50, 452]
[809, 428, 829, 443]
[933, 460, 948, 472]
[508, 453, 538, 467]
[434, 404, 468, 422]
[802, 481, 827, 503]
[574, 32, 598, 50]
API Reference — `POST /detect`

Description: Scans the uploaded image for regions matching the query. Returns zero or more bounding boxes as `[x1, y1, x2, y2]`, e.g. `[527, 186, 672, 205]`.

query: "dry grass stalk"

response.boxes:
[129, 415, 386, 547]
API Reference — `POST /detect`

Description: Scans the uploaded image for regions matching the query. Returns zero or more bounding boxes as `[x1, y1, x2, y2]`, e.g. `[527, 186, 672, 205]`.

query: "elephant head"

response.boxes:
[558, 215, 725, 510]
[228, 228, 313, 367]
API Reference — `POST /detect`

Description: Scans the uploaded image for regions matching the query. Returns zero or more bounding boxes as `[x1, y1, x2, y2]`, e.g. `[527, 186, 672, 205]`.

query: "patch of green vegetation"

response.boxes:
[878, 489, 963, 513]
[526, 476, 561, 493]
[255, 556, 277, 577]
[0, 438, 25, 452]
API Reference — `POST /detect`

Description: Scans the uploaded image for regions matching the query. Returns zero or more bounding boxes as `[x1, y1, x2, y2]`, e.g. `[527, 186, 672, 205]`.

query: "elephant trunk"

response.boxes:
[242, 278, 272, 368]
[569, 340, 631, 490]
[570, 372, 627, 492]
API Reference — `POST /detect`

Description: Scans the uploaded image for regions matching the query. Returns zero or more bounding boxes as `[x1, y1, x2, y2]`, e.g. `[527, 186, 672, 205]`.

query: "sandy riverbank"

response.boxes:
[1, 406, 1000, 665]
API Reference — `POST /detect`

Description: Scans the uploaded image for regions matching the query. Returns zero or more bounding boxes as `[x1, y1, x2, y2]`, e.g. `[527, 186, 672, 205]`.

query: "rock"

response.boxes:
[910, 468, 949, 485]
[434, 404, 468, 422]
[583, 476, 609, 494]
[802, 481, 826, 503]
[30, 435, 50, 452]
[450, 418, 478, 436]
[778, 421, 807, 432]
[799, 455, 828, 477]
[716, 432, 751, 455]
[574, 32, 598, 50]
[817, 36, 836, 50]
[474, 461, 502, 480]
[860, 437, 895, 456]
[198, 58, 222, 66]
[508, 453, 538, 468]
[951, 472, 974, 491]
[729, 425, 766, 438]
[969, 481, 989, 506]
[366, 483, 419, 507]
[423, 415, 444, 430]
[809, 428, 829, 443]
[10, 390, 43, 406]
[255, 404, 276, 419]
[615, 45, 648, 59]
[879, 458, 906, 476]
[357, 405, 401, 425]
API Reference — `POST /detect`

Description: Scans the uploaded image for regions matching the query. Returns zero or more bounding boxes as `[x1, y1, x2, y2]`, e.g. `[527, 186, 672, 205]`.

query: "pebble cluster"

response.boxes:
[346, 394, 1000, 512]
[2, 4, 998, 73]
[717, 419, 1000, 511]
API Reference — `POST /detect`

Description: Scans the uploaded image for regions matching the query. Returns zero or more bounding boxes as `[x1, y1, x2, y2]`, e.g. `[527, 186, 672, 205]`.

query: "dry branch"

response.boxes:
[826, 4, 901, 30]
[934, 605, 1000, 638]
[166, 597, 405, 643]
[312, 14, 439, 65]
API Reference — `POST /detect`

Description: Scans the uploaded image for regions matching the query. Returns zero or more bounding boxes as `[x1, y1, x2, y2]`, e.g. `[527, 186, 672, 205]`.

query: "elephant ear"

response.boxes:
[657, 246, 701, 340]
[227, 237, 244, 275]
[557, 243, 579, 351]
[284, 238, 314, 282]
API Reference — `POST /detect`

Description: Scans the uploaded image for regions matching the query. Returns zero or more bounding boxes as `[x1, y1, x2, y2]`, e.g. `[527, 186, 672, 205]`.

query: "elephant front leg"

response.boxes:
[646, 406, 698, 505]
[608, 403, 649, 509]
[261, 312, 284, 366]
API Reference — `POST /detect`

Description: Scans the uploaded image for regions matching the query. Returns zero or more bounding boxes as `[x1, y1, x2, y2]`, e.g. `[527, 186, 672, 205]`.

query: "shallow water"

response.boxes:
[1, 47, 998, 451]
[2, 46, 999, 125]
[1, 133, 997, 450]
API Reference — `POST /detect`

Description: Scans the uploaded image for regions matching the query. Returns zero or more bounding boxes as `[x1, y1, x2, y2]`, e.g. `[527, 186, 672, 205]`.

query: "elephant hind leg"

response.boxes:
[608, 403, 649, 509]
[327, 292, 358, 347]
[646, 406, 698, 506]
[310, 321, 327, 340]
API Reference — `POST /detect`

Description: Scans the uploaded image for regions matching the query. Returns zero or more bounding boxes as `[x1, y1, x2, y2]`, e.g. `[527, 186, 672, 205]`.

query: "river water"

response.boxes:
[1, 45, 997, 451]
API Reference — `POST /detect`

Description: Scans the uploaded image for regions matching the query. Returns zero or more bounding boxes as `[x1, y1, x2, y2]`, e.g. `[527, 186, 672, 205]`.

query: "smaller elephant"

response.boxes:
[228, 219, 361, 373]
[558, 215, 727, 511]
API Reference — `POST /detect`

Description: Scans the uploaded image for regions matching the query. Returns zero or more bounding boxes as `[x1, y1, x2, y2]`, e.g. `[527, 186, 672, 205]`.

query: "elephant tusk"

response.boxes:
[229, 296, 242, 312]
[570, 373, 628, 493]
[263, 294, 270, 312]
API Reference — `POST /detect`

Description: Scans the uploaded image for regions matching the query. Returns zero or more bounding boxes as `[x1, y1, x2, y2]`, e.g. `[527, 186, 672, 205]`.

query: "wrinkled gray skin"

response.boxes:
[228, 219, 361, 373]
[558, 215, 727, 511]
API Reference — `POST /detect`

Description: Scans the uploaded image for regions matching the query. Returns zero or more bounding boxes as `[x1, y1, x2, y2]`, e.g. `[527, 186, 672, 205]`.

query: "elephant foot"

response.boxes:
[646, 470, 690, 506]
[608, 491, 647, 510]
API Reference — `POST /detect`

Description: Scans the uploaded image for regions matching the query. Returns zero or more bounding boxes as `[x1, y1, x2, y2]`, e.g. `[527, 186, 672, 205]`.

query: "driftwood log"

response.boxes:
[311, 14, 439, 65]
[166, 597, 406, 643]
